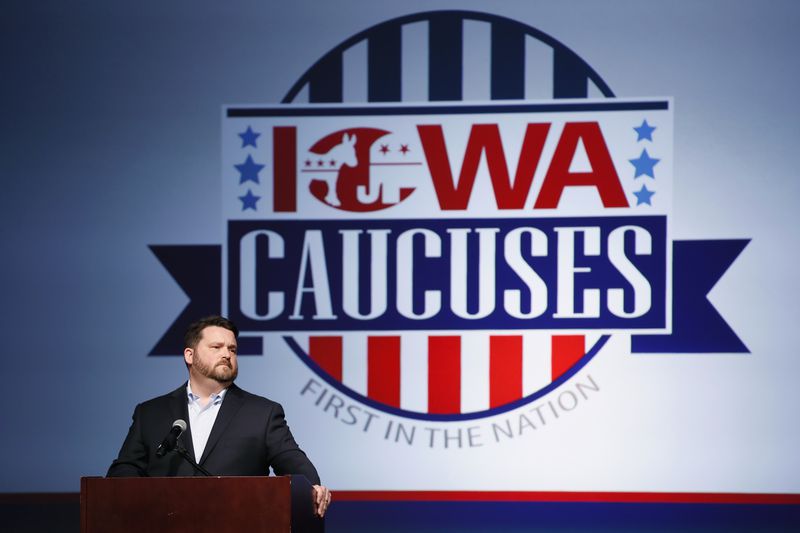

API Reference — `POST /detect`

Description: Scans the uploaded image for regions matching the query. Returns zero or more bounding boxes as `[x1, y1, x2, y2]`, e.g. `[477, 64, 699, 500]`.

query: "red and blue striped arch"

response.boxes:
[285, 333, 609, 421]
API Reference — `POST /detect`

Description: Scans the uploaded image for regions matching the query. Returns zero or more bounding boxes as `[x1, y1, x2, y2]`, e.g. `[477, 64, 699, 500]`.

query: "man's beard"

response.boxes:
[195, 358, 238, 383]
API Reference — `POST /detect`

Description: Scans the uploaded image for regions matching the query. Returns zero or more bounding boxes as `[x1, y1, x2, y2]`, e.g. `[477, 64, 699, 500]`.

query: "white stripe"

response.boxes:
[400, 331, 428, 413]
[462, 20, 491, 101]
[341, 335, 367, 396]
[401, 22, 428, 102]
[522, 332, 552, 395]
[585, 332, 602, 353]
[296, 335, 310, 356]
[294, 83, 309, 104]
[525, 37, 554, 100]
[343, 39, 368, 103]
[587, 80, 604, 98]
[460, 331, 489, 413]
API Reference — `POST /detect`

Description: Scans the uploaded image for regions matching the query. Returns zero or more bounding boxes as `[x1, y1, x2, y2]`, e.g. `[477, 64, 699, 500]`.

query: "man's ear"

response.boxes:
[184, 347, 193, 366]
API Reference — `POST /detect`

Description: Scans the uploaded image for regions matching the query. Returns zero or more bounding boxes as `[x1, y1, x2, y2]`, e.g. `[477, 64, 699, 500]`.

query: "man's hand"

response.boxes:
[312, 484, 332, 518]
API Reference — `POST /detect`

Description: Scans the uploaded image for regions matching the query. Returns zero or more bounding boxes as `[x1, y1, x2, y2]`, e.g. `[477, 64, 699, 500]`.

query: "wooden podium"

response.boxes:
[80, 475, 324, 533]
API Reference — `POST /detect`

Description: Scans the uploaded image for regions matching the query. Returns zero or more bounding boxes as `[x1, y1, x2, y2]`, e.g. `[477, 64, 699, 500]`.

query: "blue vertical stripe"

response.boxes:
[368, 25, 402, 102]
[491, 21, 525, 100]
[428, 14, 463, 101]
[553, 48, 588, 98]
[309, 52, 343, 103]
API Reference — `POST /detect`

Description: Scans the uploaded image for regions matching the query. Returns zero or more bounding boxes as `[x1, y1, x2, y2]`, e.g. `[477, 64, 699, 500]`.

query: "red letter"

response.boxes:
[534, 122, 628, 209]
[418, 123, 550, 210]
[273, 126, 297, 212]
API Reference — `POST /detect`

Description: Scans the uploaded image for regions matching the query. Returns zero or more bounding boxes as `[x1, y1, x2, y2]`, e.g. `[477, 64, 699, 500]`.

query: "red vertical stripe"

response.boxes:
[367, 336, 401, 408]
[428, 336, 461, 414]
[551, 335, 585, 381]
[489, 336, 523, 408]
[309, 336, 342, 381]
[273, 126, 296, 212]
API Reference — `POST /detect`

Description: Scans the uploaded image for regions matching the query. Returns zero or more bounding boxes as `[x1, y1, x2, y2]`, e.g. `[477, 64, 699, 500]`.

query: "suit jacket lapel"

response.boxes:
[168, 383, 196, 462]
[199, 383, 244, 465]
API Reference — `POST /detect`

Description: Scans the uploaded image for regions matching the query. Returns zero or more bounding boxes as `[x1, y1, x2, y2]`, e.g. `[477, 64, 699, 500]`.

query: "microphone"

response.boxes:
[156, 419, 187, 457]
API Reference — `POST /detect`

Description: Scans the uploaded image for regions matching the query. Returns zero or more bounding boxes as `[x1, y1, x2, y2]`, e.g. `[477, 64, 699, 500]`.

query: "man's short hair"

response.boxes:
[184, 316, 239, 349]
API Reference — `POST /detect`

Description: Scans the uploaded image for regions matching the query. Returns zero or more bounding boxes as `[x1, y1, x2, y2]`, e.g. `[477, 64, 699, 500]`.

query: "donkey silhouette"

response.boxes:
[307, 133, 357, 207]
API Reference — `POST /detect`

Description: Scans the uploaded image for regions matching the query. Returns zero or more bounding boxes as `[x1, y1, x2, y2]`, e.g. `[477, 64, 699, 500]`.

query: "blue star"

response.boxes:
[629, 149, 660, 178]
[634, 120, 656, 142]
[239, 189, 261, 211]
[633, 184, 655, 206]
[235, 155, 264, 184]
[239, 126, 260, 148]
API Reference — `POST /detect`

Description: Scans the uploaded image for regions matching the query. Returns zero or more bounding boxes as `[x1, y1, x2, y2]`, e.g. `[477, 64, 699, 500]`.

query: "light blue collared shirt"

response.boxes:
[186, 383, 228, 460]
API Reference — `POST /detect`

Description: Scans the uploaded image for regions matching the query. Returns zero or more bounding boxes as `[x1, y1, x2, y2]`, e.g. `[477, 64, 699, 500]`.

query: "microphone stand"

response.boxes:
[174, 443, 214, 477]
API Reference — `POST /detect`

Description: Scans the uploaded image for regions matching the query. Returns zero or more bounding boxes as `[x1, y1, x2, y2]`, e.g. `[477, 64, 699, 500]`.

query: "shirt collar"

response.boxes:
[186, 382, 228, 405]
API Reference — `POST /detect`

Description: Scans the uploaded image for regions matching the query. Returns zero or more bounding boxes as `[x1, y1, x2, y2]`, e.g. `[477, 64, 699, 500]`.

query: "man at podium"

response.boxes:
[107, 316, 332, 518]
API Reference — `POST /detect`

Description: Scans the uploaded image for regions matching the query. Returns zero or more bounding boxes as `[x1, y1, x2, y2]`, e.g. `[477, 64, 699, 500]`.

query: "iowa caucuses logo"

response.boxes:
[150, 11, 748, 433]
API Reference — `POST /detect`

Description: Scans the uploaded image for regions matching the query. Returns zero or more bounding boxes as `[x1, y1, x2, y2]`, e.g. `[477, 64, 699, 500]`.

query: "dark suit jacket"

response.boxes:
[106, 383, 320, 484]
